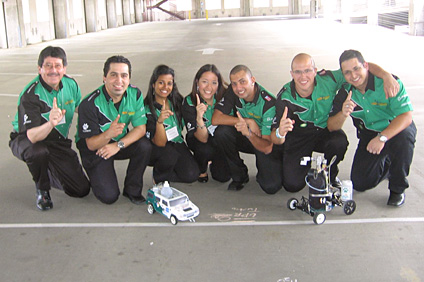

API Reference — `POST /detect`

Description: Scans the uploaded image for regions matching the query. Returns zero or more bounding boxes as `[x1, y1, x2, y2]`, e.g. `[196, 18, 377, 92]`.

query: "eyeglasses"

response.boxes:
[42, 63, 63, 70]
[292, 69, 314, 76]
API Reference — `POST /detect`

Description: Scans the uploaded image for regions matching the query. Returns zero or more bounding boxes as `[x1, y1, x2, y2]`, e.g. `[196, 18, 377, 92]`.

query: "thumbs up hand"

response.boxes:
[342, 91, 356, 117]
[235, 111, 248, 135]
[106, 114, 125, 139]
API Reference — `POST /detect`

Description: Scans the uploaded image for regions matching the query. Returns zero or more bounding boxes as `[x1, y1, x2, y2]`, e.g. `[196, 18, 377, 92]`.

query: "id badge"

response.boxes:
[166, 126, 179, 141]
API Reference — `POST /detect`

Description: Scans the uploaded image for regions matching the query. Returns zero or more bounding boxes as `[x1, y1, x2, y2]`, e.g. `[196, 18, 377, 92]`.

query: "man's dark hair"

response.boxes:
[103, 55, 132, 78]
[339, 49, 366, 69]
[38, 46, 67, 67]
[230, 64, 253, 78]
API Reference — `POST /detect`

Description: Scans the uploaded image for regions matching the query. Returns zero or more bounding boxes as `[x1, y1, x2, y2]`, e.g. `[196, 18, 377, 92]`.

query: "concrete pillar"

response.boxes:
[367, 0, 378, 26]
[289, 0, 299, 15]
[134, 0, 143, 23]
[122, 0, 131, 24]
[241, 0, 250, 17]
[310, 0, 318, 18]
[409, 0, 424, 36]
[3, 0, 26, 48]
[85, 0, 97, 32]
[0, 3, 7, 48]
[53, 0, 70, 38]
[107, 0, 118, 27]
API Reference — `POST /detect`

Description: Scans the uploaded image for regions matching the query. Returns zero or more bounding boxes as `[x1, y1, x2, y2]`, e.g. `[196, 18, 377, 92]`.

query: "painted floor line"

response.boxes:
[1, 217, 424, 229]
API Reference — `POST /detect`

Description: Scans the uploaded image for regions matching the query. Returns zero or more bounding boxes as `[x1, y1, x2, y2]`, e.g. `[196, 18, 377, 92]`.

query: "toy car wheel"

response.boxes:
[343, 200, 356, 215]
[287, 198, 298, 210]
[147, 203, 155, 215]
[313, 213, 326, 225]
[170, 215, 178, 225]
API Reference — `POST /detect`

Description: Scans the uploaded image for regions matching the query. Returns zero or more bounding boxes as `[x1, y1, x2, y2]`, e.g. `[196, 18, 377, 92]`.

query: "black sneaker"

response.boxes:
[330, 177, 342, 189]
[228, 176, 249, 191]
[123, 191, 146, 205]
[387, 191, 405, 207]
[36, 189, 53, 211]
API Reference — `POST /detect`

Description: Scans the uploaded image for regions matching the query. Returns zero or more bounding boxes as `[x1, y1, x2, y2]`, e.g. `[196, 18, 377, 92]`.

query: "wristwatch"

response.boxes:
[378, 133, 388, 143]
[117, 141, 125, 150]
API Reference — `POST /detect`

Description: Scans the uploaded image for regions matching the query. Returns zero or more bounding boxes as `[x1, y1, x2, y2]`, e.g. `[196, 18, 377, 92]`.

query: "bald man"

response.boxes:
[271, 53, 399, 193]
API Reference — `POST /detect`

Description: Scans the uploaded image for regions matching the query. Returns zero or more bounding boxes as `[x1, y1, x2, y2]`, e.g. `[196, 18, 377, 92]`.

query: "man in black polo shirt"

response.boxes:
[212, 65, 282, 194]
[76, 56, 151, 205]
[9, 46, 90, 211]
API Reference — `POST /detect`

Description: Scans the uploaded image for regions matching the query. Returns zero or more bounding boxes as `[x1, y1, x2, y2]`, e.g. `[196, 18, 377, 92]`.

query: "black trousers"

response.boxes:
[9, 133, 90, 197]
[186, 134, 231, 183]
[213, 125, 283, 194]
[282, 129, 348, 192]
[351, 122, 417, 194]
[149, 141, 199, 184]
[79, 137, 151, 204]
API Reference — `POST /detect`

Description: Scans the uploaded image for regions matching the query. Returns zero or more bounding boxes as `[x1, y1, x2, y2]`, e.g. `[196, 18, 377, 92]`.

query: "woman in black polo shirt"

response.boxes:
[182, 64, 231, 183]
[144, 65, 199, 183]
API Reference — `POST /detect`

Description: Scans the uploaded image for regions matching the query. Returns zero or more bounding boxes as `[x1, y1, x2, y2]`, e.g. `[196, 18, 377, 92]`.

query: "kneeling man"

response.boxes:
[77, 56, 151, 204]
[328, 50, 416, 207]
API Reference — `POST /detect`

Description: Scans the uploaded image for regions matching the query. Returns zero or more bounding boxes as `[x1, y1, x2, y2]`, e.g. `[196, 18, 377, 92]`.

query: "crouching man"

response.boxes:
[328, 50, 416, 207]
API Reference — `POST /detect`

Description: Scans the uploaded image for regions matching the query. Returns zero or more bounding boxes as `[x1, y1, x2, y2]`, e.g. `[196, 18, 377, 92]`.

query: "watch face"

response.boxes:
[118, 141, 125, 149]
[379, 135, 388, 143]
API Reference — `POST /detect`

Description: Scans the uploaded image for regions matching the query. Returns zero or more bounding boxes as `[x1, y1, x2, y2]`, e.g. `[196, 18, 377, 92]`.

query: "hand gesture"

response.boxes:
[342, 91, 357, 117]
[196, 94, 207, 120]
[277, 107, 294, 137]
[106, 114, 125, 139]
[49, 97, 66, 127]
[158, 99, 173, 123]
[235, 111, 251, 137]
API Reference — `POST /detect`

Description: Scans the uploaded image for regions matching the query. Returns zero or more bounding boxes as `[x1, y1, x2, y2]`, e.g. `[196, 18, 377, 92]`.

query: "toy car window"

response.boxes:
[170, 196, 188, 207]
[162, 200, 168, 206]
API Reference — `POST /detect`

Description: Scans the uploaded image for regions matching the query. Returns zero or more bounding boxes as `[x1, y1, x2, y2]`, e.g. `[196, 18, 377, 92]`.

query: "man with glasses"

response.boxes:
[9, 46, 90, 211]
[271, 53, 399, 193]
[327, 50, 416, 207]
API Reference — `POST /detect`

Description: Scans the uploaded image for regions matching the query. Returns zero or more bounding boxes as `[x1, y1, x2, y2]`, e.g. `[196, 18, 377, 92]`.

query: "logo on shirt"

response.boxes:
[187, 122, 193, 129]
[82, 123, 91, 133]
[23, 114, 31, 125]
[264, 95, 271, 102]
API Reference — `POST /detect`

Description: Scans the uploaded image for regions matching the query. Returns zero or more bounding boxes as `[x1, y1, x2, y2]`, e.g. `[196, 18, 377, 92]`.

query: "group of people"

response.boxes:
[9, 46, 416, 211]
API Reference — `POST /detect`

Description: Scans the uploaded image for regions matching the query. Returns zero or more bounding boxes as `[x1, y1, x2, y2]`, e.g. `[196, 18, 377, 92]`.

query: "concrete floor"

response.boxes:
[0, 17, 423, 282]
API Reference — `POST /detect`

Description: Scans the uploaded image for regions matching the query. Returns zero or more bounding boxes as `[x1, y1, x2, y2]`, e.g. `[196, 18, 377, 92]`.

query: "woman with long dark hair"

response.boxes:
[144, 65, 199, 183]
[182, 64, 231, 183]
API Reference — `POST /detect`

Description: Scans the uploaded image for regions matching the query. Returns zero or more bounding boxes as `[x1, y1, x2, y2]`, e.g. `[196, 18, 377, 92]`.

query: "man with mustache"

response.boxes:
[9, 46, 90, 211]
